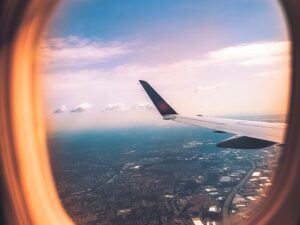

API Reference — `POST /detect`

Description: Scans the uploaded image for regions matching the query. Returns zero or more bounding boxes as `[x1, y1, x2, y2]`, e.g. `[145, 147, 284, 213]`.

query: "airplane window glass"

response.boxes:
[42, 1, 289, 224]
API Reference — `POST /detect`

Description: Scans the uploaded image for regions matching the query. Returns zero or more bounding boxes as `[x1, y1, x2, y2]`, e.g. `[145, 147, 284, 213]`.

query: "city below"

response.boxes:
[48, 125, 281, 225]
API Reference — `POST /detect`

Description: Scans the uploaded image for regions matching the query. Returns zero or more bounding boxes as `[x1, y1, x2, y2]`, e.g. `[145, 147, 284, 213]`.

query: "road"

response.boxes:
[222, 154, 256, 225]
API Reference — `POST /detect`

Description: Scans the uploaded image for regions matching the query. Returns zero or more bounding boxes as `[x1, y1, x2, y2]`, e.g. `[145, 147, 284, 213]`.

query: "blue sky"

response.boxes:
[52, 0, 286, 64]
[43, 0, 290, 131]
[52, 0, 285, 42]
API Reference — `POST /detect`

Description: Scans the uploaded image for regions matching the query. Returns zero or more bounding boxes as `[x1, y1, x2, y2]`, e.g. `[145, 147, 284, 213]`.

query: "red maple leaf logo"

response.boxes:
[157, 102, 169, 113]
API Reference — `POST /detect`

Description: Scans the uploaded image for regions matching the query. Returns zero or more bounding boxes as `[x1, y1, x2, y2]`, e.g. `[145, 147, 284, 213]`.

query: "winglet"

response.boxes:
[139, 80, 177, 117]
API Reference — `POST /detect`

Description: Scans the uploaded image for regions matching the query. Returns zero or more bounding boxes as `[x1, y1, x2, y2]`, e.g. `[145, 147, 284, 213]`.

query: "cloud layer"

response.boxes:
[42, 36, 130, 69]
[207, 41, 289, 66]
[43, 37, 290, 130]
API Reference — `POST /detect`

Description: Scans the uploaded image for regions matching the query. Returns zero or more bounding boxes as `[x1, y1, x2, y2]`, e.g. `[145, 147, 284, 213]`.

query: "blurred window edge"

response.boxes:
[0, 0, 300, 225]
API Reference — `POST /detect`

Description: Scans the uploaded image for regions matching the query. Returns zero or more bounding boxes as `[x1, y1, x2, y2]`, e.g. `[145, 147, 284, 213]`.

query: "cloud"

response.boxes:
[42, 36, 130, 68]
[70, 103, 92, 113]
[53, 105, 67, 113]
[103, 103, 130, 112]
[207, 41, 289, 66]
[103, 102, 155, 112]
[195, 83, 225, 92]
[131, 102, 155, 111]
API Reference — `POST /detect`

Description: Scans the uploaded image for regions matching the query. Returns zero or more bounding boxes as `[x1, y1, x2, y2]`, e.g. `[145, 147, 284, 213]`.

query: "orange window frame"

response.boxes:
[1, 1, 300, 225]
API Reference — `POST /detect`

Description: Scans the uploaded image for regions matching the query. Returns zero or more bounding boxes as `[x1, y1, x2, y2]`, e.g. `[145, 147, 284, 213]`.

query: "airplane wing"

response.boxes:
[139, 80, 286, 149]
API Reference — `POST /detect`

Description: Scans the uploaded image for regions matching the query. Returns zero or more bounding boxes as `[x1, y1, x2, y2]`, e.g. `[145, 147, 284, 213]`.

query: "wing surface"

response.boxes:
[139, 80, 286, 148]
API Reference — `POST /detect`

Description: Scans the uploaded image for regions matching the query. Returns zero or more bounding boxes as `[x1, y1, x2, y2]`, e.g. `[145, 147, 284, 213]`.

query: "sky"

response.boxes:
[41, 0, 290, 132]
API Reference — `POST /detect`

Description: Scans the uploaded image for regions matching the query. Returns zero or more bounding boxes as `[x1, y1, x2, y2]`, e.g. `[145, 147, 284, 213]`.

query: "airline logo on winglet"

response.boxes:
[139, 80, 177, 117]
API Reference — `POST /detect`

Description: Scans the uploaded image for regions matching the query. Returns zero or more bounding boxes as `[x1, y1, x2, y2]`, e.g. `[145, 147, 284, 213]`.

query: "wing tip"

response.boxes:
[139, 80, 178, 116]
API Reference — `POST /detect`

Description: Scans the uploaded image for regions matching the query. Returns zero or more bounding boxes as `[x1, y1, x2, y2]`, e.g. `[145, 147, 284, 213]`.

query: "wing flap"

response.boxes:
[217, 136, 276, 149]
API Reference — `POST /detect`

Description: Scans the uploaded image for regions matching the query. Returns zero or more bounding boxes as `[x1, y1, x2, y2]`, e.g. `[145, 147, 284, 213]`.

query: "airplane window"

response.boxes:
[42, 1, 290, 225]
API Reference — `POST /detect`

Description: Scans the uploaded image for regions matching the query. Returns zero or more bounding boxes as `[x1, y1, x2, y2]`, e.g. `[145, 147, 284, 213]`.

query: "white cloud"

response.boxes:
[70, 103, 92, 113]
[103, 103, 130, 112]
[103, 102, 155, 112]
[207, 41, 289, 66]
[195, 83, 225, 92]
[53, 105, 67, 113]
[42, 36, 130, 68]
[131, 102, 155, 111]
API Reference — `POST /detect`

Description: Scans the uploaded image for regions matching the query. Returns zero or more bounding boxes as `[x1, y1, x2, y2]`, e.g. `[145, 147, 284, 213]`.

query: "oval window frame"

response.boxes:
[0, 0, 300, 225]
